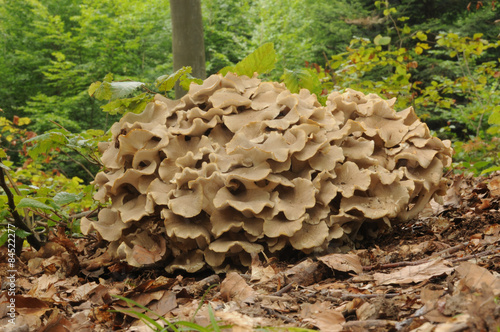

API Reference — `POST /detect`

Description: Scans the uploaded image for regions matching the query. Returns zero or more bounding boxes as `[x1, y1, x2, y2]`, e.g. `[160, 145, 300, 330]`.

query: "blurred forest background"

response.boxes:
[0, 0, 499, 240]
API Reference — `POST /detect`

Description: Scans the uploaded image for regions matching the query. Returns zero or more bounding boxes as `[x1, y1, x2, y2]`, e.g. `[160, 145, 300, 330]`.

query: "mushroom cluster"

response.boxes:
[81, 73, 453, 272]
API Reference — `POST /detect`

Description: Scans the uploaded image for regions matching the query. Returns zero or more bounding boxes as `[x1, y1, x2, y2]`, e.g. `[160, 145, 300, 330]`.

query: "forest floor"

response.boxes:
[1, 172, 499, 332]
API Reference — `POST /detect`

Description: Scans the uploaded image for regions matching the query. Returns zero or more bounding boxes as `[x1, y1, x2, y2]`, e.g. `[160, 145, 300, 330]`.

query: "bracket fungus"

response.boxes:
[81, 73, 453, 272]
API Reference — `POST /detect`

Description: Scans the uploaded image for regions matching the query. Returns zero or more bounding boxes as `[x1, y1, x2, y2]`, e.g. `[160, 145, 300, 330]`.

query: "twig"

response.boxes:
[433, 242, 469, 257]
[69, 209, 98, 219]
[60, 149, 95, 179]
[340, 293, 419, 300]
[363, 257, 430, 271]
[450, 247, 499, 263]
[343, 319, 397, 329]
[272, 282, 295, 296]
[261, 306, 296, 324]
[363, 243, 497, 272]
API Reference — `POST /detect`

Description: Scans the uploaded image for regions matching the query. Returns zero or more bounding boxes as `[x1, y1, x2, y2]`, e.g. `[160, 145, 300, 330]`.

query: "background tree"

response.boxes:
[170, 0, 206, 98]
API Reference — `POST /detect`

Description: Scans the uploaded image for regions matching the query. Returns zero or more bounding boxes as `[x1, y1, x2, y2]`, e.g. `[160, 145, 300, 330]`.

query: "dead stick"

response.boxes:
[340, 293, 420, 300]
[363, 245, 498, 271]
[262, 306, 296, 324]
[450, 248, 499, 263]
[343, 320, 397, 328]
[433, 242, 469, 257]
[272, 282, 295, 296]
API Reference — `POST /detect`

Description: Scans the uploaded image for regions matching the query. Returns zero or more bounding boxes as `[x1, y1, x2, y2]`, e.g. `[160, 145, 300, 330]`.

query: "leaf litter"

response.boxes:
[1, 172, 499, 331]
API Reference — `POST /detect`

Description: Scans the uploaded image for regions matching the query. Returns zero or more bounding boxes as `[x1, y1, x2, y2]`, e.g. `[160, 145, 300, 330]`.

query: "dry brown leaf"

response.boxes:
[11, 295, 50, 316]
[420, 286, 449, 323]
[356, 302, 378, 320]
[250, 255, 277, 284]
[38, 309, 73, 332]
[220, 272, 256, 304]
[64, 282, 99, 302]
[373, 258, 454, 285]
[216, 311, 263, 332]
[146, 291, 177, 318]
[487, 175, 500, 197]
[455, 262, 500, 295]
[301, 303, 345, 332]
[318, 253, 363, 274]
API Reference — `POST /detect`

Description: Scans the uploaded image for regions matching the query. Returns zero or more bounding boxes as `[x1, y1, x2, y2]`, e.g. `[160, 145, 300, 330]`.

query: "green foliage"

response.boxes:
[0, 0, 171, 131]
[220, 43, 277, 77]
[321, 18, 500, 174]
[88, 67, 203, 115]
[281, 68, 323, 96]
[0, 115, 99, 246]
[112, 294, 232, 332]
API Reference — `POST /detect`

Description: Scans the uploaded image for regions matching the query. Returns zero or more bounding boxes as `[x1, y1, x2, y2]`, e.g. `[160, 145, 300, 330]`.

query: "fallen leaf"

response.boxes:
[318, 253, 363, 274]
[38, 309, 73, 332]
[11, 295, 50, 316]
[301, 303, 345, 332]
[146, 291, 177, 318]
[220, 272, 256, 304]
[420, 285, 448, 323]
[216, 311, 263, 332]
[455, 262, 500, 295]
[487, 175, 500, 197]
[373, 258, 454, 285]
[356, 302, 378, 320]
[250, 255, 277, 284]
[477, 198, 491, 210]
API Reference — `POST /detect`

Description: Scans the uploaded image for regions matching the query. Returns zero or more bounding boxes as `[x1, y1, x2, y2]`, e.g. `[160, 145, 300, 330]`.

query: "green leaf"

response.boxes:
[155, 67, 192, 92]
[17, 198, 54, 211]
[179, 76, 203, 91]
[220, 42, 276, 77]
[281, 69, 322, 95]
[473, 33, 483, 40]
[488, 106, 500, 125]
[88, 73, 114, 100]
[416, 31, 427, 41]
[0, 161, 10, 171]
[109, 81, 145, 99]
[0, 232, 6, 247]
[53, 192, 83, 206]
[25, 131, 69, 160]
[374, 35, 391, 46]
[101, 93, 152, 115]
[383, 7, 397, 15]
[481, 166, 500, 175]
[88, 81, 101, 97]
[15, 229, 32, 239]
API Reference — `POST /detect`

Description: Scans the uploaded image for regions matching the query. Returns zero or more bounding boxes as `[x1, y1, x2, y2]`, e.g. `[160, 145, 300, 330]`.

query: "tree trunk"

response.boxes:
[170, 0, 206, 98]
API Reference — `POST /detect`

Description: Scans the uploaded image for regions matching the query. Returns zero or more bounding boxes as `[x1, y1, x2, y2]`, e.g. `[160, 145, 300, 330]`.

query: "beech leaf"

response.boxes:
[220, 42, 276, 77]
[17, 198, 54, 211]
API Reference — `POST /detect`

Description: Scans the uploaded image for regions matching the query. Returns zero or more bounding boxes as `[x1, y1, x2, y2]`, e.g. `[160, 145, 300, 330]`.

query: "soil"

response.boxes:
[1, 172, 499, 332]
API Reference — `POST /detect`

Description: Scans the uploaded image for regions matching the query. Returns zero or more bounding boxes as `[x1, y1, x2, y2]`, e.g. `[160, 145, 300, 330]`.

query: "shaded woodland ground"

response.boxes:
[1, 172, 499, 332]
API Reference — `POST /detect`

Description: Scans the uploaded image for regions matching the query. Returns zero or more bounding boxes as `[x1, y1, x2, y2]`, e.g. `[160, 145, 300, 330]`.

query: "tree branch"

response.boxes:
[0, 166, 42, 252]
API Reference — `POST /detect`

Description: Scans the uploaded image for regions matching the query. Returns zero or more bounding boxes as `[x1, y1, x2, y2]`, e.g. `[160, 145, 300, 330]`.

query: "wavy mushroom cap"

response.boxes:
[81, 73, 453, 272]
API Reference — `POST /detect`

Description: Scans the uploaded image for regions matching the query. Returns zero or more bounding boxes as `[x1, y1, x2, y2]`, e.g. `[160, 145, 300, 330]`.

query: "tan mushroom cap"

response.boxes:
[275, 178, 317, 220]
[332, 161, 372, 198]
[116, 231, 168, 267]
[80, 208, 129, 242]
[87, 72, 453, 272]
[289, 220, 329, 250]
[166, 250, 206, 273]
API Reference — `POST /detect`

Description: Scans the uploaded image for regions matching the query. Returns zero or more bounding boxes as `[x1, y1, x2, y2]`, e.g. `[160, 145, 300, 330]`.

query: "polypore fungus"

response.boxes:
[81, 73, 453, 272]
